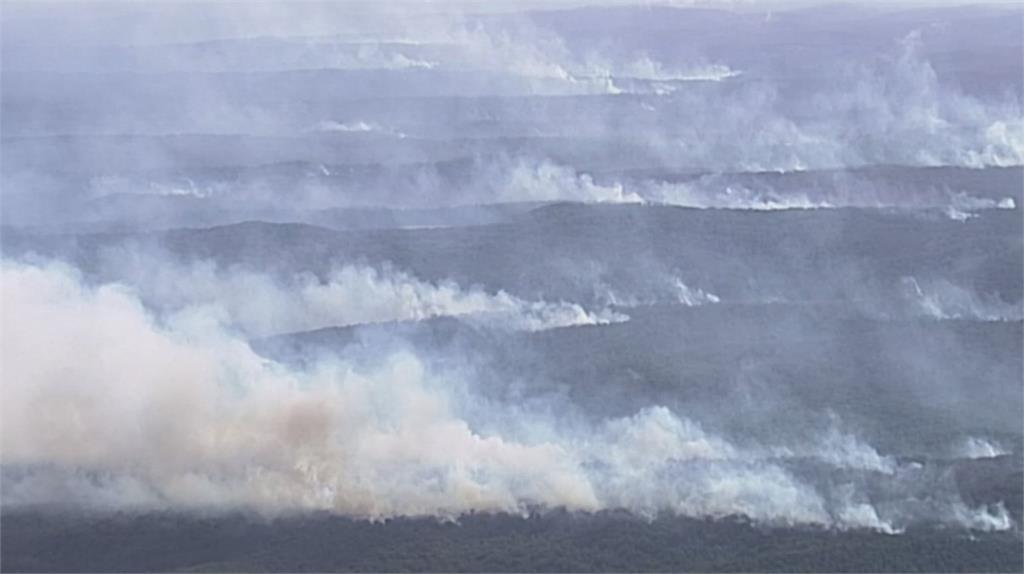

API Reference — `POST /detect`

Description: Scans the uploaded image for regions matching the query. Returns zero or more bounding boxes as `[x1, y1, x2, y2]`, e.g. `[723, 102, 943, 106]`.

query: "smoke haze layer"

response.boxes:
[1, 4, 1022, 567]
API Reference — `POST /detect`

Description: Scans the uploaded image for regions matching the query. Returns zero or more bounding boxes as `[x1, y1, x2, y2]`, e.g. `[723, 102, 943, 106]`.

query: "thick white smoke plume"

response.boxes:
[89, 251, 624, 337]
[0, 259, 1011, 532]
[1, 4, 1020, 548]
[416, 23, 742, 95]
[606, 56, 741, 82]
[494, 160, 642, 204]
[955, 437, 1012, 460]
[465, 159, 1018, 220]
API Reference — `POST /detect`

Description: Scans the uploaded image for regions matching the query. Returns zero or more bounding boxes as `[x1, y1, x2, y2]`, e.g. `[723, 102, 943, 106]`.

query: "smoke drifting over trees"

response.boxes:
[1, 1, 1022, 571]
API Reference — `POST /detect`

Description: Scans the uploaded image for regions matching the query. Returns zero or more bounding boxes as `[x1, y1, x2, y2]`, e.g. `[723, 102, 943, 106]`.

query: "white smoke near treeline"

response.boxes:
[901, 277, 1024, 322]
[77, 250, 625, 337]
[636, 176, 1018, 218]
[625, 32, 1023, 173]
[2, 5, 1021, 229]
[69, 155, 1018, 227]
[956, 437, 1012, 460]
[475, 159, 1019, 219]
[0, 259, 1012, 532]
[1, 2, 1020, 548]
[434, 28, 1023, 170]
